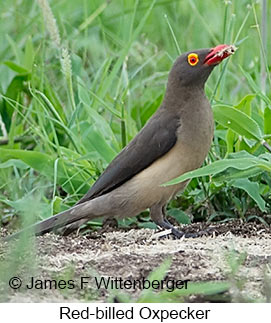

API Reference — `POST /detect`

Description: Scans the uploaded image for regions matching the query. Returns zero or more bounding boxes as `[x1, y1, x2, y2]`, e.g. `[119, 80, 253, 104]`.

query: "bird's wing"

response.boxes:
[77, 107, 180, 204]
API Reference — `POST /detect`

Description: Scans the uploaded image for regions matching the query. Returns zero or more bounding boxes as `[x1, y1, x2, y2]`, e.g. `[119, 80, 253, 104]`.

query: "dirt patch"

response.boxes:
[1, 220, 271, 302]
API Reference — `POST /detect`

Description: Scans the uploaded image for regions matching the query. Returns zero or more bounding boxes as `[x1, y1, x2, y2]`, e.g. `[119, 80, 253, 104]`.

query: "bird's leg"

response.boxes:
[150, 204, 185, 238]
[161, 206, 178, 231]
[150, 204, 201, 238]
[162, 206, 196, 238]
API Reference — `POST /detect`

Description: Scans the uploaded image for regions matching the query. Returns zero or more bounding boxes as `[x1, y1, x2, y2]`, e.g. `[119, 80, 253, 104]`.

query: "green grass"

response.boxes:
[0, 0, 270, 228]
[1, 0, 271, 303]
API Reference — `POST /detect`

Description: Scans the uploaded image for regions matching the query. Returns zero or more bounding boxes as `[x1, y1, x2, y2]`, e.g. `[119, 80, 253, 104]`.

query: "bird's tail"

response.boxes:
[4, 199, 95, 241]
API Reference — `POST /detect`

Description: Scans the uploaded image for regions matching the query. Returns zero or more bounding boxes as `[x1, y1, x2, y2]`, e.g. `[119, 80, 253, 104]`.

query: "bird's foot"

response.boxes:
[172, 227, 214, 239]
[156, 219, 210, 239]
[154, 219, 184, 239]
[170, 226, 200, 239]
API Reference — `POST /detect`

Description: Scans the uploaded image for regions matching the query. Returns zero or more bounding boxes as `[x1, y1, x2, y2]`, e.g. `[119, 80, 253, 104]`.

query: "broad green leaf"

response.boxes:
[52, 196, 63, 215]
[4, 75, 28, 123]
[44, 80, 66, 122]
[76, 121, 117, 164]
[138, 281, 229, 302]
[213, 105, 263, 140]
[6, 34, 24, 63]
[234, 94, 255, 115]
[0, 148, 90, 194]
[138, 221, 157, 229]
[4, 193, 51, 220]
[226, 129, 235, 154]
[0, 148, 53, 174]
[78, 80, 120, 151]
[147, 258, 171, 281]
[78, 77, 91, 106]
[59, 146, 92, 170]
[239, 65, 271, 106]
[241, 138, 257, 149]
[215, 129, 227, 142]
[137, 258, 172, 303]
[261, 152, 271, 162]
[0, 159, 29, 169]
[231, 178, 265, 211]
[161, 281, 229, 297]
[3, 61, 29, 74]
[164, 155, 271, 186]
[23, 36, 34, 70]
[264, 107, 271, 135]
[88, 88, 121, 118]
[167, 208, 191, 224]
[213, 167, 264, 182]
[229, 150, 256, 159]
[85, 128, 117, 164]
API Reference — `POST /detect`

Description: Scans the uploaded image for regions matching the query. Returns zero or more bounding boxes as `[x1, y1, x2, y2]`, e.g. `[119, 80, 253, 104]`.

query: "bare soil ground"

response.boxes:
[1, 220, 271, 302]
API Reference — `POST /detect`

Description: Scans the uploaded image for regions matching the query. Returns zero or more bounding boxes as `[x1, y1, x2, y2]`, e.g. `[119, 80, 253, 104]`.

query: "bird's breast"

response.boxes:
[116, 98, 214, 208]
[131, 107, 213, 188]
[177, 100, 214, 160]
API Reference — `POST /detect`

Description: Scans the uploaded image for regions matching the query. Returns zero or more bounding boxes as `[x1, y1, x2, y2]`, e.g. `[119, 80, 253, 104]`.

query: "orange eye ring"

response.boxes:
[188, 53, 199, 66]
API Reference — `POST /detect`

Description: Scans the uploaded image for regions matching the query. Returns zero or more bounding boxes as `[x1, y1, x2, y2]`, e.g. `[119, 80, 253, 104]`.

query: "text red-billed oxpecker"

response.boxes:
[6, 44, 236, 240]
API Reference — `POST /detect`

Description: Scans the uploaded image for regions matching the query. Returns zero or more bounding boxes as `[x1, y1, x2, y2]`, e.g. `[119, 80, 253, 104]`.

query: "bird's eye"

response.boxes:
[188, 53, 199, 66]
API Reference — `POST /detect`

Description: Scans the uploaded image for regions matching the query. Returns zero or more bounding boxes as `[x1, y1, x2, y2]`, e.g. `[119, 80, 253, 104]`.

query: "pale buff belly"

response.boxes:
[109, 135, 212, 215]
[95, 108, 214, 217]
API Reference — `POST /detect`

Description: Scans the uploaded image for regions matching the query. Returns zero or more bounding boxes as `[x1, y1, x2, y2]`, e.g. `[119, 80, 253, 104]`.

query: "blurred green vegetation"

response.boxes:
[0, 0, 270, 230]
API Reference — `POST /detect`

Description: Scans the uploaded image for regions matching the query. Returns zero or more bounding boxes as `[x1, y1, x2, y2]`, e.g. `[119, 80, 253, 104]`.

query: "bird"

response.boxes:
[6, 44, 236, 240]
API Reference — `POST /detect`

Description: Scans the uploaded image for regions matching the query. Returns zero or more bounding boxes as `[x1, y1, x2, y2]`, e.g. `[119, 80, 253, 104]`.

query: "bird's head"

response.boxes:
[168, 44, 236, 89]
